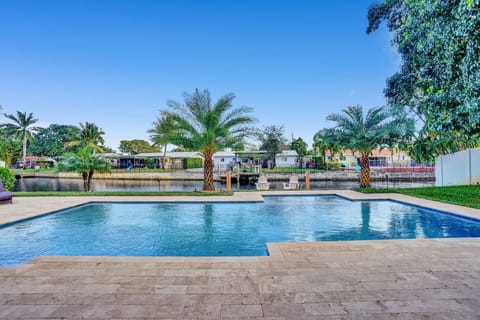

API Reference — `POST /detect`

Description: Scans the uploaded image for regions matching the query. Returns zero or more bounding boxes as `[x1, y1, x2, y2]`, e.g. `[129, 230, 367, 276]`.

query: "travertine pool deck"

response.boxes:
[1, 191, 480, 319]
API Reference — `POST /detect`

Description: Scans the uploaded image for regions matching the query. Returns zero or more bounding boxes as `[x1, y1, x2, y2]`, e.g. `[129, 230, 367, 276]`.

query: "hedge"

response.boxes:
[183, 157, 203, 169]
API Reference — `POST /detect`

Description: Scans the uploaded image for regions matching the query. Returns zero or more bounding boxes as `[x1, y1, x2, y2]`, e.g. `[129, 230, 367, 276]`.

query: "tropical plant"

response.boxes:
[1, 111, 39, 169]
[66, 122, 106, 153]
[326, 105, 414, 188]
[367, 0, 480, 159]
[57, 146, 111, 192]
[313, 128, 342, 168]
[258, 125, 288, 163]
[290, 137, 308, 167]
[29, 124, 81, 157]
[148, 114, 177, 169]
[0, 167, 15, 191]
[151, 89, 255, 190]
[119, 139, 157, 155]
[0, 138, 22, 168]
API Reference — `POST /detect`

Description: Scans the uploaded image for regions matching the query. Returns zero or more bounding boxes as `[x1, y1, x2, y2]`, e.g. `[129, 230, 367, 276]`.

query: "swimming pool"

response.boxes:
[1, 196, 480, 266]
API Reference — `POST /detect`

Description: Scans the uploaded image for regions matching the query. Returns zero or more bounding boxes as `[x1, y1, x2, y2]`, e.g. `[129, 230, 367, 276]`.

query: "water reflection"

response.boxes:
[15, 177, 434, 192]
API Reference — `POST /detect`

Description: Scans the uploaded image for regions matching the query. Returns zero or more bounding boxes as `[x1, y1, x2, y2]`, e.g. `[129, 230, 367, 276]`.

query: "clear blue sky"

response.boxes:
[0, 0, 398, 151]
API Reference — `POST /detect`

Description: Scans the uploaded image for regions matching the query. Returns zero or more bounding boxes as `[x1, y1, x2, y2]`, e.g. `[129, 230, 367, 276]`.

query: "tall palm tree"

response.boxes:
[1, 111, 39, 169]
[152, 89, 256, 191]
[66, 122, 106, 153]
[148, 114, 176, 169]
[326, 105, 413, 188]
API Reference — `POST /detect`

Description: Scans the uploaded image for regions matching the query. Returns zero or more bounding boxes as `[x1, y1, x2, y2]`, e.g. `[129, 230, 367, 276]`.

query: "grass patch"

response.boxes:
[14, 191, 234, 197]
[13, 168, 58, 174]
[357, 185, 480, 209]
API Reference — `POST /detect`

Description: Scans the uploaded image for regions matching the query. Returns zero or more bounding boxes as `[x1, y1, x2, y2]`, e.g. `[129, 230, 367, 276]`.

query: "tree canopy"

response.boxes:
[258, 125, 288, 160]
[1, 111, 39, 169]
[367, 0, 480, 160]
[57, 146, 111, 192]
[326, 105, 413, 187]
[66, 122, 106, 153]
[152, 89, 255, 190]
[119, 139, 157, 154]
[30, 124, 81, 157]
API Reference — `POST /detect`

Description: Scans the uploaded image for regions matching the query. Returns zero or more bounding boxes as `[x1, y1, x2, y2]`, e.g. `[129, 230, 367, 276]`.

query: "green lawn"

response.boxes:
[14, 191, 233, 197]
[357, 185, 480, 209]
[13, 168, 58, 174]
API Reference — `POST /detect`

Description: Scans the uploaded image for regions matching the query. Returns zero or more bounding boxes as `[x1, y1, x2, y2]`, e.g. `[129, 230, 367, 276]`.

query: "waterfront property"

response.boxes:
[1, 190, 480, 318]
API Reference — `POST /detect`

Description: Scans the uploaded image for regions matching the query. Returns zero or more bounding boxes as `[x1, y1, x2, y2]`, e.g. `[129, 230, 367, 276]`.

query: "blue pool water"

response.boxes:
[1, 196, 480, 266]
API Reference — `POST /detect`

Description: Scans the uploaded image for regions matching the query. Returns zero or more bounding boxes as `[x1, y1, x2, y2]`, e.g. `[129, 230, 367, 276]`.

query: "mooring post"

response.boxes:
[226, 171, 232, 191]
[305, 170, 310, 190]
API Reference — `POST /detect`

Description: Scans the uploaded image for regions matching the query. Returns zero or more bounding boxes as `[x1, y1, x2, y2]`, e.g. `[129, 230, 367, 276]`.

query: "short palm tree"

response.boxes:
[66, 122, 106, 153]
[57, 146, 111, 192]
[1, 111, 39, 169]
[152, 89, 255, 191]
[313, 128, 342, 168]
[326, 105, 413, 188]
[148, 114, 176, 169]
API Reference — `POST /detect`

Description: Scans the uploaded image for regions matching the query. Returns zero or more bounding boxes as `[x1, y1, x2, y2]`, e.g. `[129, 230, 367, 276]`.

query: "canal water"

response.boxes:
[15, 177, 434, 192]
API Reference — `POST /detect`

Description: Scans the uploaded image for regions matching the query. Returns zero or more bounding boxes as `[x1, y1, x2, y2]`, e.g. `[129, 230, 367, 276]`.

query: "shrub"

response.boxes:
[145, 158, 154, 169]
[0, 167, 15, 191]
[183, 157, 203, 169]
[326, 161, 342, 170]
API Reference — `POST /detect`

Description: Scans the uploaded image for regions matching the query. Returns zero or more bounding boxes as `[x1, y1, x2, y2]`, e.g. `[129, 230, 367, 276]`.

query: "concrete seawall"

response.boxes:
[16, 170, 435, 182]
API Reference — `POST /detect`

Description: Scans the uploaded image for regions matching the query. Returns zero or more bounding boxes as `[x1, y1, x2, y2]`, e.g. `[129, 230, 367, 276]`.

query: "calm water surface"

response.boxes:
[0, 196, 478, 266]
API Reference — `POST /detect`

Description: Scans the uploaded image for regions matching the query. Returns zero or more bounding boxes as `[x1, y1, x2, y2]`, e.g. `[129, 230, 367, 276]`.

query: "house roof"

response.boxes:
[214, 151, 236, 157]
[276, 150, 298, 157]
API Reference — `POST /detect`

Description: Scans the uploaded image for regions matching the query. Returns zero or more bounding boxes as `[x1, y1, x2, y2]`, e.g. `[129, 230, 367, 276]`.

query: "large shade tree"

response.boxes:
[326, 105, 414, 188]
[66, 122, 106, 153]
[1, 111, 39, 169]
[258, 125, 288, 163]
[367, 0, 480, 160]
[119, 139, 157, 155]
[151, 89, 255, 190]
[57, 146, 111, 192]
[30, 124, 81, 157]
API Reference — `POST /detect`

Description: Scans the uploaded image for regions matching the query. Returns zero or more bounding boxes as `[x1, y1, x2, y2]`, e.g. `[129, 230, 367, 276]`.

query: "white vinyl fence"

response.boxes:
[435, 147, 480, 186]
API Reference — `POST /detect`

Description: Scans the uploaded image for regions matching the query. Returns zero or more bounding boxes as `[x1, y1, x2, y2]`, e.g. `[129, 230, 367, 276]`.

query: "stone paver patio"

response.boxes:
[1, 191, 480, 319]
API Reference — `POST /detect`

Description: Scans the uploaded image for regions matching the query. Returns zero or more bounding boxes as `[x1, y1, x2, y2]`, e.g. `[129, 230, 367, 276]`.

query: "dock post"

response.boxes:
[226, 171, 232, 191]
[305, 170, 310, 190]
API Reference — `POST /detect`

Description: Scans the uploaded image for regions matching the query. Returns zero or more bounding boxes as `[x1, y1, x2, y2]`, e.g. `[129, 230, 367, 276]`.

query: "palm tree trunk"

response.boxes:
[162, 144, 167, 169]
[82, 172, 89, 192]
[87, 171, 94, 192]
[22, 139, 27, 170]
[203, 150, 215, 191]
[360, 154, 371, 188]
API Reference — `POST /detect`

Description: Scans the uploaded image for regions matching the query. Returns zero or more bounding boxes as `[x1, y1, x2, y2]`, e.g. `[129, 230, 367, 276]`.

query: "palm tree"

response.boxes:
[1, 111, 39, 169]
[148, 114, 176, 169]
[57, 146, 111, 192]
[313, 128, 342, 169]
[326, 105, 413, 188]
[152, 89, 256, 191]
[66, 122, 106, 153]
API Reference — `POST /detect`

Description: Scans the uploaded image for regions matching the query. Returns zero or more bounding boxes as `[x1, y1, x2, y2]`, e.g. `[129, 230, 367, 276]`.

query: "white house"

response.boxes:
[0, 160, 5, 168]
[275, 150, 298, 168]
[213, 150, 237, 172]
